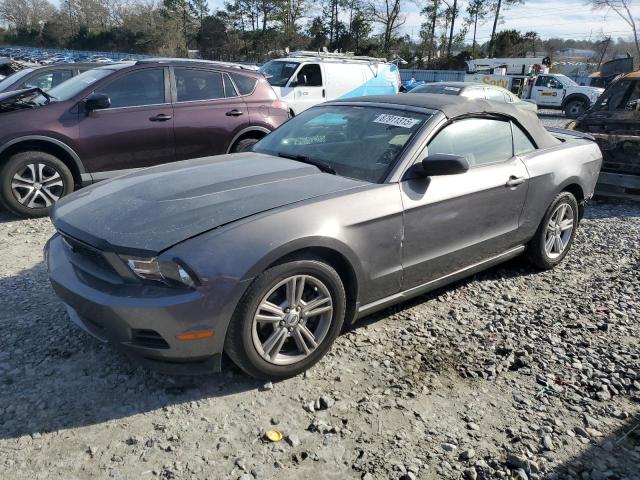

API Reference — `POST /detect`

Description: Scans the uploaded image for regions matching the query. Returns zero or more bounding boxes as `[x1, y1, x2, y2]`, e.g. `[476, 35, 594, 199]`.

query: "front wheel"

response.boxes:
[564, 100, 587, 119]
[527, 192, 579, 270]
[0, 151, 74, 217]
[225, 258, 346, 380]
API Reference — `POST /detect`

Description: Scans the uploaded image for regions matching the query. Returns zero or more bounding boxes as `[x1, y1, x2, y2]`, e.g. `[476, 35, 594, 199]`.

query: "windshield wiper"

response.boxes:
[277, 153, 336, 175]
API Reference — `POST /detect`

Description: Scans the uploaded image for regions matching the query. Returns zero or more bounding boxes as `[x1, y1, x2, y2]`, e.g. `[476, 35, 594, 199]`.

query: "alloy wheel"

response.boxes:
[252, 274, 333, 366]
[544, 203, 574, 259]
[11, 162, 65, 209]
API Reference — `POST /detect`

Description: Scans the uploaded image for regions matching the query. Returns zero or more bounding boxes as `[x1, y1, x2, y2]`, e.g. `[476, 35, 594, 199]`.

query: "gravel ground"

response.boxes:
[0, 114, 639, 480]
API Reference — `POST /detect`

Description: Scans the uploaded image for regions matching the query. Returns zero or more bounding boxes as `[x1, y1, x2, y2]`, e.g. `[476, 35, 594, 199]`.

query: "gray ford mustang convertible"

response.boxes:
[45, 94, 603, 379]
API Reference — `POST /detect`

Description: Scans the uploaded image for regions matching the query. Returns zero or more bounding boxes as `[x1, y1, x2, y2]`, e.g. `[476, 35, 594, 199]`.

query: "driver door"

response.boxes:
[77, 67, 175, 175]
[289, 63, 325, 114]
[531, 75, 564, 107]
[400, 117, 530, 288]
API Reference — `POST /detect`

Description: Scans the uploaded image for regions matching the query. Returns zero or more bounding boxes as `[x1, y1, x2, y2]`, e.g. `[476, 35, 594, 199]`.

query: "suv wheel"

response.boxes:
[527, 192, 578, 270]
[0, 151, 74, 217]
[564, 99, 587, 119]
[225, 257, 346, 380]
[231, 138, 259, 153]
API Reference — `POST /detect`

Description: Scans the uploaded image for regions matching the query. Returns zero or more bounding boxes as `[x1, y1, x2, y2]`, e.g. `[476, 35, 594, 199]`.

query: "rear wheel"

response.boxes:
[225, 258, 346, 380]
[527, 192, 578, 270]
[0, 151, 74, 217]
[230, 137, 260, 153]
[564, 99, 587, 119]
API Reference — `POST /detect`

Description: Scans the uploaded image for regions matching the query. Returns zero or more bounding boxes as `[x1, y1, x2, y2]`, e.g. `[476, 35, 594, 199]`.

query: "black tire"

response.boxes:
[230, 137, 259, 153]
[527, 192, 579, 270]
[0, 151, 74, 218]
[225, 257, 346, 380]
[564, 99, 587, 119]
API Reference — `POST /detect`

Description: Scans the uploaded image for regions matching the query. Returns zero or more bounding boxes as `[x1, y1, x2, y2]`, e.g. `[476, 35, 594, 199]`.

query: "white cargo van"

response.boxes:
[260, 51, 401, 115]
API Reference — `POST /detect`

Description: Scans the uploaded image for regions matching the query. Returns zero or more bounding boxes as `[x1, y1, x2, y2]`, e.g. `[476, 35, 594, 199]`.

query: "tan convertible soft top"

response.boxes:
[332, 93, 562, 150]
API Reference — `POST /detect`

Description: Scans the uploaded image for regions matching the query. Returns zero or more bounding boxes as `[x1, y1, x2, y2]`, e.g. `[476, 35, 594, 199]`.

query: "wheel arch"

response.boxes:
[243, 239, 364, 326]
[226, 127, 271, 153]
[266, 246, 360, 325]
[560, 182, 586, 220]
[0, 136, 86, 185]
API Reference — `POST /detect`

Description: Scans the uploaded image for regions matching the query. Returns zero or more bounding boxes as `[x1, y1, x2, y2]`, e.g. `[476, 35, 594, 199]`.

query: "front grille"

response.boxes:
[131, 329, 170, 349]
[61, 234, 117, 276]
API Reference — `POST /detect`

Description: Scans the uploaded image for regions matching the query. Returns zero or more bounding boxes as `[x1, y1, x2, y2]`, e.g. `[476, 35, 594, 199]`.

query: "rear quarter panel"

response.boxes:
[518, 138, 602, 241]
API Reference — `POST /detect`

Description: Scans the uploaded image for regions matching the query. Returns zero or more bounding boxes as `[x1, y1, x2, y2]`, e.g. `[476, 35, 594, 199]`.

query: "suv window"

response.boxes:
[95, 69, 165, 108]
[296, 64, 322, 87]
[24, 69, 73, 90]
[428, 118, 513, 167]
[512, 123, 536, 156]
[230, 73, 257, 95]
[224, 74, 238, 97]
[536, 75, 563, 89]
[175, 68, 224, 102]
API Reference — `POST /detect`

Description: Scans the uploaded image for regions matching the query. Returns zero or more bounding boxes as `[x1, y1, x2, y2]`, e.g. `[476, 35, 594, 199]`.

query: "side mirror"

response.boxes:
[84, 93, 110, 111]
[421, 154, 469, 176]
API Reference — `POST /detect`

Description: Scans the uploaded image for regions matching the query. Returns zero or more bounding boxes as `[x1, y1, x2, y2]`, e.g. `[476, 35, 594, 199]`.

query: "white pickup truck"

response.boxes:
[465, 72, 604, 119]
[526, 73, 604, 119]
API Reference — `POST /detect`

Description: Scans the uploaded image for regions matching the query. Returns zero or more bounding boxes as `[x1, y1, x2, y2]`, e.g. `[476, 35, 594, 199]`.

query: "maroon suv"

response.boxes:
[0, 60, 289, 217]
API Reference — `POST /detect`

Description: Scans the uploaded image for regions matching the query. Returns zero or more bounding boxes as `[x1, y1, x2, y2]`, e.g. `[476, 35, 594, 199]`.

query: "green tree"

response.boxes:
[465, 0, 489, 54]
[488, 0, 523, 57]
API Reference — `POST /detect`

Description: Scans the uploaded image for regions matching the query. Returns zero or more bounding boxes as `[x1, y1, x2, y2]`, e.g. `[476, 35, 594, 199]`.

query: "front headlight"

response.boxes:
[121, 256, 197, 288]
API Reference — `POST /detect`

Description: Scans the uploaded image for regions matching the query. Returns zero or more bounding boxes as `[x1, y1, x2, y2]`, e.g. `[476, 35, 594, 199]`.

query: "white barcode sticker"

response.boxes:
[373, 114, 420, 128]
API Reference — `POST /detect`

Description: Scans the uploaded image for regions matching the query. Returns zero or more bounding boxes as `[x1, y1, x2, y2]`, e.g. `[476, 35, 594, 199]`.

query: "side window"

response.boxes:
[427, 118, 513, 167]
[230, 73, 257, 95]
[94, 69, 165, 108]
[512, 123, 537, 156]
[536, 75, 563, 89]
[485, 88, 508, 103]
[296, 64, 322, 87]
[175, 68, 224, 102]
[623, 81, 640, 111]
[535, 76, 549, 87]
[596, 80, 633, 111]
[461, 88, 485, 100]
[224, 74, 238, 97]
[24, 70, 73, 90]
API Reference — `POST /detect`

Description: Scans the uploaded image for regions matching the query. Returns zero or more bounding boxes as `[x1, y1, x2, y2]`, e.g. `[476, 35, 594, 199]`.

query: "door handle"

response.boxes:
[506, 176, 526, 187]
[322, 89, 326, 98]
[149, 114, 172, 122]
[226, 109, 244, 117]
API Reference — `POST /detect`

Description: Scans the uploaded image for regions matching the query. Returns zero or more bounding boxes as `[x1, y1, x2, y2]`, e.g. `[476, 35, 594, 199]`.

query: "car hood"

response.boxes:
[52, 153, 368, 255]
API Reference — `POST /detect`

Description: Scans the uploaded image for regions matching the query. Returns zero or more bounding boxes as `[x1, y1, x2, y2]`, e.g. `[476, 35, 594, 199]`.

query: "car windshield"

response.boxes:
[0, 68, 33, 92]
[253, 105, 430, 183]
[410, 84, 462, 95]
[260, 60, 300, 87]
[555, 74, 578, 87]
[45, 68, 115, 101]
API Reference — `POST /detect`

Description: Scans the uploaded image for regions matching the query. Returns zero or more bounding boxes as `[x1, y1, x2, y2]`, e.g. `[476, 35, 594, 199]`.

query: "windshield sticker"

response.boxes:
[285, 63, 297, 68]
[444, 86, 461, 92]
[373, 114, 421, 129]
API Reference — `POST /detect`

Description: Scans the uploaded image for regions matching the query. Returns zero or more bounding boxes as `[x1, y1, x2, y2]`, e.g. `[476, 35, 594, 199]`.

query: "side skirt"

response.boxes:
[356, 245, 526, 319]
